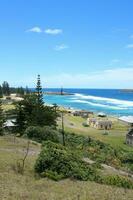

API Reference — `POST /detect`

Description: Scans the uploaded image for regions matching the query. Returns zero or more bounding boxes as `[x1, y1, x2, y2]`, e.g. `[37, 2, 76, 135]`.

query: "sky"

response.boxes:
[0, 0, 133, 88]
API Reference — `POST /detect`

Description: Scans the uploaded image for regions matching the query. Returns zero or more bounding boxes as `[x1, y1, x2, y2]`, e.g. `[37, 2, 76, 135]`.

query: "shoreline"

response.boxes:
[45, 102, 120, 120]
[43, 92, 73, 96]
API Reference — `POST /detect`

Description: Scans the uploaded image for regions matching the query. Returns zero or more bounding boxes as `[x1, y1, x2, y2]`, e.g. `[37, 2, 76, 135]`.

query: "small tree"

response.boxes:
[14, 102, 26, 135]
[25, 86, 30, 95]
[16, 87, 25, 97]
[0, 85, 3, 98]
[0, 100, 5, 135]
[2, 81, 10, 96]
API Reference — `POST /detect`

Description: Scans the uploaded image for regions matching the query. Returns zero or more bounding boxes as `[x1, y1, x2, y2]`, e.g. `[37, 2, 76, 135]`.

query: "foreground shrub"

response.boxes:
[25, 126, 59, 143]
[35, 141, 99, 181]
[103, 175, 133, 189]
[65, 132, 122, 168]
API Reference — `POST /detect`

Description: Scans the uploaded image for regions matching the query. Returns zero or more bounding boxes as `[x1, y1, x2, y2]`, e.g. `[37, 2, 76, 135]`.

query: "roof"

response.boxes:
[98, 112, 106, 117]
[119, 116, 133, 124]
[96, 120, 112, 125]
[4, 119, 16, 127]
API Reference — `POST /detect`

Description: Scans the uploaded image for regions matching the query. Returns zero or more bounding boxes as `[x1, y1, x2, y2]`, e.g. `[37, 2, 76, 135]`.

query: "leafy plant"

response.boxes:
[25, 126, 59, 143]
[35, 141, 99, 181]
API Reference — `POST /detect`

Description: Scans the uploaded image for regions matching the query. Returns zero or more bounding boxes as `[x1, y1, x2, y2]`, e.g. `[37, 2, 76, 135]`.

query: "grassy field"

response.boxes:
[0, 135, 133, 200]
[58, 114, 133, 151]
[2, 104, 15, 111]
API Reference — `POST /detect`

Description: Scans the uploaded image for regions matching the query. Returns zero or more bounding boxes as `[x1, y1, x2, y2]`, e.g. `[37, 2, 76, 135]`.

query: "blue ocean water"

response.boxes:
[43, 89, 133, 116]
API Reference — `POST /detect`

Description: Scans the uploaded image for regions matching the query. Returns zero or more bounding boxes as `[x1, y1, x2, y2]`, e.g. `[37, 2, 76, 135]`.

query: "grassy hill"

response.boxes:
[0, 135, 133, 200]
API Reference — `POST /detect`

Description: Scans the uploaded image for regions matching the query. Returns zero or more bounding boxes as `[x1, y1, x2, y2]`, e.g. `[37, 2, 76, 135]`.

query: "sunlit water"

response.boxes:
[42, 89, 133, 116]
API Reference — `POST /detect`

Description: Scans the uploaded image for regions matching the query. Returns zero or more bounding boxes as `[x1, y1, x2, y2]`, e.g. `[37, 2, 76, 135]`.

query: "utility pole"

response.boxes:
[61, 111, 65, 146]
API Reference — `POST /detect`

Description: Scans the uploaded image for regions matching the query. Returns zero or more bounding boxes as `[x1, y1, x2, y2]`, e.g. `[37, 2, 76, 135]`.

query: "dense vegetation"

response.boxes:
[25, 126, 59, 143]
[35, 141, 100, 181]
[64, 132, 133, 172]
[14, 75, 58, 133]
[0, 81, 30, 98]
[0, 100, 5, 135]
[34, 140, 133, 189]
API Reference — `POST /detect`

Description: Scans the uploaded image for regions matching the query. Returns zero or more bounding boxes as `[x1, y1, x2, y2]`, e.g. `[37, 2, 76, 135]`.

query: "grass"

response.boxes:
[2, 104, 15, 111]
[0, 135, 133, 200]
[58, 114, 133, 151]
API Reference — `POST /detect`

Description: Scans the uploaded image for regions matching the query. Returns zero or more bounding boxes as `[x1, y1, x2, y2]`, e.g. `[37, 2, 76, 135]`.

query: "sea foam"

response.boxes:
[70, 99, 125, 110]
[74, 93, 133, 108]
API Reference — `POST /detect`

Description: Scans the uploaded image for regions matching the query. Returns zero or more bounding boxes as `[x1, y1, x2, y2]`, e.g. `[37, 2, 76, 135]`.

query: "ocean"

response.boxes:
[42, 89, 133, 116]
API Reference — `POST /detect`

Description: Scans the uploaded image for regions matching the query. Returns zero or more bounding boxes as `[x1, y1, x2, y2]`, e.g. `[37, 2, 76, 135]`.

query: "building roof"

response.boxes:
[119, 116, 133, 124]
[97, 112, 106, 117]
[4, 119, 16, 127]
[96, 120, 112, 125]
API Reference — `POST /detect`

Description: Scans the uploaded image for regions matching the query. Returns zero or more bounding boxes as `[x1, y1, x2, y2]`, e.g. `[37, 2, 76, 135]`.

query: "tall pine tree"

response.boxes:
[31, 75, 45, 126]
[36, 74, 44, 108]
[14, 75, 57, 131]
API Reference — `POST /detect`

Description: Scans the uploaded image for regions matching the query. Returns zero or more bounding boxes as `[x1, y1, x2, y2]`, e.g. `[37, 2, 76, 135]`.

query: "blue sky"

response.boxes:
[0, 0, 133, 88]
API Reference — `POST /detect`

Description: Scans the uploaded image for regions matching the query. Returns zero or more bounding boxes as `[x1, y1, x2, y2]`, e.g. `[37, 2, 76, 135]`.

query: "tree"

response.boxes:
[16, 87, 25, 97]
[0, 100, 5, 135]
[0, 85, 3, 98]
[36, 74, 44, 107]
[14, 75, 58, 133]
[2, 81, 10, 96]
[25, 86, 30, 95]
[14, 102, 26, 135]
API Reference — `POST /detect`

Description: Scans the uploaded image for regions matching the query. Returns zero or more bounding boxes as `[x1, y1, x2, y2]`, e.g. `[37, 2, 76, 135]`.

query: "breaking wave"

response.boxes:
[70, 99, 125, 110]
[73, 93, 133, 108]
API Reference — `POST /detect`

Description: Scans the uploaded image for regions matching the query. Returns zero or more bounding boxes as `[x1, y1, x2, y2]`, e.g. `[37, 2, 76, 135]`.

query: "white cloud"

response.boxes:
[54, 44, 69, 51]
[40, 67, 133, 88]
[26, 27, 42, 33]
[45, 29, 62, 35]
[126, 44, 133, 48]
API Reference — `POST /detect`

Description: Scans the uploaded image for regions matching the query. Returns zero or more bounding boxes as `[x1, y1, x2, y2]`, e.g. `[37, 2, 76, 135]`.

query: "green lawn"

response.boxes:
[58, 114, 133, 151]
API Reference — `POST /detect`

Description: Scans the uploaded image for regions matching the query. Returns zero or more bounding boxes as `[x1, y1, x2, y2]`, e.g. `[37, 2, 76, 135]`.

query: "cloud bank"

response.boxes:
[41, 67, 133, 88]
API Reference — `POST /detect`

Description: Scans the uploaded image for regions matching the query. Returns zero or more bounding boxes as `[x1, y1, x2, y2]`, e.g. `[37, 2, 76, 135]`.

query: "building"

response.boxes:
[94, 120, 112, 130]
[73, 110, 93, 118]
[119, 116, 133, 126]
[126, 129, 133, 146]
[87, 118, 97, 126]
[4, 119, 16, 132]
[119, 116, 133, 146]
[97, 112, 106, 117]
[87, 118, 112, 130]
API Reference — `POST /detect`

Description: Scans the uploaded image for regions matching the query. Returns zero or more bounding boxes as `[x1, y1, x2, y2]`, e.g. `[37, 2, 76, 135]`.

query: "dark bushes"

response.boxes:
[25, 126, 59, 143]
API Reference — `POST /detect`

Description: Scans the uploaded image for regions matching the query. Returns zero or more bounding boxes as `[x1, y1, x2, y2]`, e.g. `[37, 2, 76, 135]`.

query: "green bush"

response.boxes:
[103, 175, 133, 189]
[25, 126, 59, 143]
[65, 132, 122, 168]
[35, 141, 99, 181]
